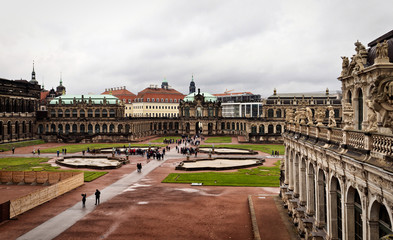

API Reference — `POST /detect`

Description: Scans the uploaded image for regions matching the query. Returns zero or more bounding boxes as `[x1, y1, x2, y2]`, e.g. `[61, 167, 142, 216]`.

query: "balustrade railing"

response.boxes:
[331, 129, 343, 143]
[346, 131, 365, 149]
[372, 134, 393, 156]
[319, 128, 328, 140]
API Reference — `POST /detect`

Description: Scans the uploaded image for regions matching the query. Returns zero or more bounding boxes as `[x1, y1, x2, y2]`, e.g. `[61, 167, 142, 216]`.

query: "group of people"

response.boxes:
[81, 189, 101, 207]
[146, 148, 165, 160]
[32, 148, 41, 155]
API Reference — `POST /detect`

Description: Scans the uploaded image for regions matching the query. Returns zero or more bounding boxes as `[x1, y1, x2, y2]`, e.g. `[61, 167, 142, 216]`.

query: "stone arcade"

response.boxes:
[281, 31, 393, 239]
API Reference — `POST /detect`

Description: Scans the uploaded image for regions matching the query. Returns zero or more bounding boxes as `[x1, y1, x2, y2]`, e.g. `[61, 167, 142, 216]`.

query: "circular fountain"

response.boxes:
[198, 147, 257, 155]
[175, 156, 264, 171]
[56, 156, 129, 169]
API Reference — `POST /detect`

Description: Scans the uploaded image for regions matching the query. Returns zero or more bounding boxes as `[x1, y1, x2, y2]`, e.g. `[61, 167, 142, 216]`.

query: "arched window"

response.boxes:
[88, 109, 93, 118]
[58, 124, 63, 133]
[268, 124, 274, 133]
[102, 109, 108, 118]
[232, 122, 235, 130]
[72, 124, 77, 133]
[65, 109, 70, 117]
[79, 110, 85, 118]
[51, 110, 56, 118]
[72, 109, 77, 118]
[185, 107, 190, 117]
[268, 109, 274, 118]
[109, 124, 114, 133]
[22, 121, 26, 133]
[102, 124, 108, 133]
[95, 109, 100, 117]
[58, 109, 63, 118]
[221, 122, 225, 130]
[118, 124, 123, 133]
[251, 125, 257, 133]
[95, 124, 100, 133]
[259, 125, 264, 134]
[88, 124, 93, 133]
[276, 125, 282, 134]
[276, 109, 282, 118]
[15, 121, 19, 134]
[51, 124, 56, 133]
[109, 109, 115, 117]
[65, 124, 70, 134]
[80, 124, 85, 133]
[347, 90, 352, 104]
[125, 124, 130, 133]
[357, 89, 363, 130]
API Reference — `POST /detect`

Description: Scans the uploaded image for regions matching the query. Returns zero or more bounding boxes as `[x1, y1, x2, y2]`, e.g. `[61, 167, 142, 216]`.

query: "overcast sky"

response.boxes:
[1, 0, 392, 97]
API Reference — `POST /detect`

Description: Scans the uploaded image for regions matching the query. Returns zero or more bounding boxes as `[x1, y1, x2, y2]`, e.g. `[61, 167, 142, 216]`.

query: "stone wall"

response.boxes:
[8, 172, 84, 218]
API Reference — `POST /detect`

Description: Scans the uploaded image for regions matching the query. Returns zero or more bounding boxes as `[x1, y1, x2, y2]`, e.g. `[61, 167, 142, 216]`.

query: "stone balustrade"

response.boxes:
[286, 123, 393, 158]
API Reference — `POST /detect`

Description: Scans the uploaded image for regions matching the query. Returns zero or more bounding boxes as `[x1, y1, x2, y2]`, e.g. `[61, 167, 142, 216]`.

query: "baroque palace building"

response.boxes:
[0, 66, 41, 143]
[281, 30, 393, 239]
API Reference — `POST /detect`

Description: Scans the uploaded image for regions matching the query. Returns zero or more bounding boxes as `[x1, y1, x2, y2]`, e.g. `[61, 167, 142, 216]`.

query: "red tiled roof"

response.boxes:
[40, 91, 50, 100]
[135, 87, 185, 102]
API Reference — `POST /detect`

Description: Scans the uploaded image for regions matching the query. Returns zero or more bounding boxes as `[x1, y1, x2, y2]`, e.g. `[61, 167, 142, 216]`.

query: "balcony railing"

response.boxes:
[285, 123, 393, 158]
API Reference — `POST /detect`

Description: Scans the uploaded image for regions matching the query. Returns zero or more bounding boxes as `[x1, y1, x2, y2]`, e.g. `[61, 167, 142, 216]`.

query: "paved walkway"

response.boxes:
[16, 154, 180, 240]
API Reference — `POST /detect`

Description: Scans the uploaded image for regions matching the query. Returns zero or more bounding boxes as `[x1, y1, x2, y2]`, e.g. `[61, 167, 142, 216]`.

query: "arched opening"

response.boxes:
[118, 124, 123, 133]
[268, 124, 274, 134]
[259, 125, 264, 134]
[51, 124, 56, 133]
[125, 124, 130, 133]
[88, 124, 93, 134]
[65, 124, 70, 134]
[208, 123, 213, 135]
[369, 201, 392, 239]
[109, 124, 115, 133]
[58, 124, 63, 134]
[268, 109, 274, 118]
[357, 89, 363, 130]
[316, 169, 327, 230]
[80, 109, 85, 118]
[299, 158, 307, 205]
[95, 124, 100, 133]
[195, 122, 202, 135]
[72, 124, 77, 133]
[251, 125, 257, 133]
[38, 124, 44, 134]
[276, 109, 282, 118]
[88, 109, 93, 118]
[307, 163, 316, 215]
[109, 109, 115, 117]
[276, 125, 282, 134]
[50, 110, 56, 118]
[72, 109, 77, 118]
[58, 109, 63, 118]
[347, 187, 363, 240]
[102, 109, 108, 118]
[65, 109, 70, 117]
[330, 177, 342, 239]
[102, 124, 108, 133]
[95, 109, 100, 118]
[80, 124, 85, 133]
[347, 90, 352, 104]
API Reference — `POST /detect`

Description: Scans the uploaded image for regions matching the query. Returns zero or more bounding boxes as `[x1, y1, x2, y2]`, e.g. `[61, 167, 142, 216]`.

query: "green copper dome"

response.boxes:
[184, 92, 217, 102]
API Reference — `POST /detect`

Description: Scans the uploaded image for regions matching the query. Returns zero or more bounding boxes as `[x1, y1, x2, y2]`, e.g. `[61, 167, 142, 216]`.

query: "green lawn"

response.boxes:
[150, 136, 182, 143]
[40, 143, 165, 153]
[200, 144, 285, 155]
[204, 137, 232, 143]
[0, 140, 45, 152]
[162, 161, 281, 187]
[0, 157, 107, 182]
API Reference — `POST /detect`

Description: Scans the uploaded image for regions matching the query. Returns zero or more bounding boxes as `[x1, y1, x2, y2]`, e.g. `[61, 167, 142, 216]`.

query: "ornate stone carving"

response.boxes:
[341, 56, 349, 76]
[328, 106, 337, 127]
[365, 100, 378, 132]
[375, 40, 390, 64]
[315, 107, 325, 126]
[286, 108, 294, 123]
[369, 78, 393, 131]
[305, 107, 313, 125]
[343, 102, 354, 130]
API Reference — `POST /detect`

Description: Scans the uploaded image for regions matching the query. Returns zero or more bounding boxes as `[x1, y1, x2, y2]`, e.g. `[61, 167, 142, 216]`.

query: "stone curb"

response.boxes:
[248, 195, 261, 240]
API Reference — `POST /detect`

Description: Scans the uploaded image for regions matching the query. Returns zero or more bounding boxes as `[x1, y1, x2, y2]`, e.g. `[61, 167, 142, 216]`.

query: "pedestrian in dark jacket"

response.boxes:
[95, 189, 101, 205]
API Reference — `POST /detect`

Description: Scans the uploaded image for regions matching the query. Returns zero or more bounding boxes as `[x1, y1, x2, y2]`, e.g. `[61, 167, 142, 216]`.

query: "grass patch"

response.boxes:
[0, 140, 45, 152]
[162, 161, 281, 187]
[40, 143, 165, 153]
[0, 157, 107, 182]
[84, 171, 108, 182]
[150, 136, 182, 143]
[200, 144, 285, 155]
[204, 137, 232, 143]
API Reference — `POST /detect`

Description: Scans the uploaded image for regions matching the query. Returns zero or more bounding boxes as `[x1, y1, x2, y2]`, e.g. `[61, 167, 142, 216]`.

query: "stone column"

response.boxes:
[306, 171, 315, 215]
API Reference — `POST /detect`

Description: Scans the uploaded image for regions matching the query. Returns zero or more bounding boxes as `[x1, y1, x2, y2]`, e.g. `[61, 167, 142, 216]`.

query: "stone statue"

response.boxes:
[285, 108, 294, 123]
[366, 100, 378, 132]
[341, 56, 349, 76]
[382, 40, 389, 58]
[305, 107, 313, 125]
[298, 107, 306, 124]
[328, 106, 336, 127]
[355, 40, 366, 54]
[315, 107, 325, 126]
[376, 42, 383, 59]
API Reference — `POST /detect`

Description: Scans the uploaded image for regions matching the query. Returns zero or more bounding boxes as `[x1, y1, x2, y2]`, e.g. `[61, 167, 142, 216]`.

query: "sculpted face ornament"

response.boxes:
[386, 81, 393, 104]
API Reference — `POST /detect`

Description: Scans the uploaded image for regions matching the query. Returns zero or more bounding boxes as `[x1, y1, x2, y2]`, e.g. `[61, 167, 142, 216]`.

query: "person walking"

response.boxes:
[12, 147, 15, 154]
[38, 149, 40, 155]
[95, 189, 101, 205]
[81, 193, 87, 207]
[57, 150, 60, 157]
